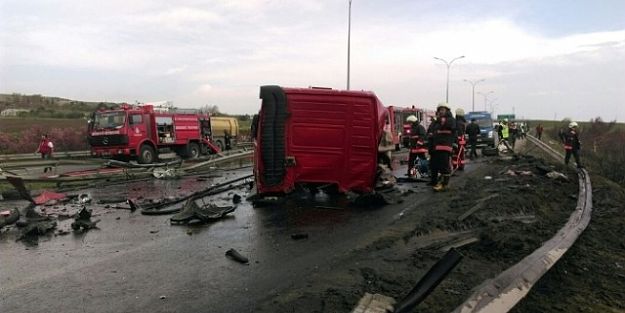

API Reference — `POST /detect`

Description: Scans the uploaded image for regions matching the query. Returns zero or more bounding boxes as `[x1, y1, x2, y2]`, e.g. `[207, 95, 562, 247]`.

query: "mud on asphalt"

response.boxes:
[256, 151, 583, 313]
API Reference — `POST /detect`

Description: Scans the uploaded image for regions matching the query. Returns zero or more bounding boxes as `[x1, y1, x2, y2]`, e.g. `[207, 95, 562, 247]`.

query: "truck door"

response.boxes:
[128, 113, 146, 147]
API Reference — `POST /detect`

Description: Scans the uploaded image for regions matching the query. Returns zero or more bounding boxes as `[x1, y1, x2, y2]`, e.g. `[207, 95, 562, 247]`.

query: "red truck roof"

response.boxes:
[254, 85, 388, 195]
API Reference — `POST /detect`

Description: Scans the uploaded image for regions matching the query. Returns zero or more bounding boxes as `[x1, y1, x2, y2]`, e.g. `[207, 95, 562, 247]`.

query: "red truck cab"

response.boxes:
[254, 86, 388, 196]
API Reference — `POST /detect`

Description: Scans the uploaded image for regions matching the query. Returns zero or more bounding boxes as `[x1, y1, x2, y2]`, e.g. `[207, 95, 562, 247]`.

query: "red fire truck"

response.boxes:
[88, 104, 220, 163]
[387, 106, 427, 149]
[254, 86, 388, 196]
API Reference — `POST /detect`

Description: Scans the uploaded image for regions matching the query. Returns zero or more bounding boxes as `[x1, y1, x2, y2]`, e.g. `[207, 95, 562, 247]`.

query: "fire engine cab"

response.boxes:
[88, 104, 220, 163]
[387, 106, 428, 149]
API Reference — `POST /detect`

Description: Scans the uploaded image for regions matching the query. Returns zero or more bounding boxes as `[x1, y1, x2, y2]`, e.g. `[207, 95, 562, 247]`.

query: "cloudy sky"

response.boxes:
[1, 0, 624, 121]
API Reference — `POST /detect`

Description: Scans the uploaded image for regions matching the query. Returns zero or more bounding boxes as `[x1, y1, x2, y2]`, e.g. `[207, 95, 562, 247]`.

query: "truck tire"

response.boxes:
[138, 144, 156, 164]
[186, 142, 200, 159]
[216, 140, 224, 152]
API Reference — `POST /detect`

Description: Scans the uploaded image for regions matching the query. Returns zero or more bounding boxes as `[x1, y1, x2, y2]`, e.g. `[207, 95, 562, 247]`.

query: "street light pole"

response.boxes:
[434, 55, 465, 103]
[464, 79, 485, 112]
[478, 91, 494, 111]
[347, 0, 352, 90]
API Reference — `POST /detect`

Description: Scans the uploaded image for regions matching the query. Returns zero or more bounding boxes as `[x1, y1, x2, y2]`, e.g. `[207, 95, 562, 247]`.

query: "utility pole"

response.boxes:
[347, 0, 352, 90]
[434, 55, 465, 103]
[464, 79, 485, 112]
[478, 91, 494, 111]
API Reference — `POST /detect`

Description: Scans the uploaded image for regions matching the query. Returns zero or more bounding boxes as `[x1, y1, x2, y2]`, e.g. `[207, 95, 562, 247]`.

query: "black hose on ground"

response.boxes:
[394, 248, 463, 313]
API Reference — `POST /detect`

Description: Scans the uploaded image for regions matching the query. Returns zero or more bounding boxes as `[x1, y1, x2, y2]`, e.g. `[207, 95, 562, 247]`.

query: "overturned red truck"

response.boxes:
[88, 104, 220, 163]
[253, 86, 388, 196]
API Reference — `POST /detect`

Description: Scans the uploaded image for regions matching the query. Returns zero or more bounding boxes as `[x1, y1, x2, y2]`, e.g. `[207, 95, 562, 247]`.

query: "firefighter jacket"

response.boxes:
[409, 123, 428, 153]
[563, 129, 581, 151]
[456, 116, 467, 136]
[430, 113, 457, 153]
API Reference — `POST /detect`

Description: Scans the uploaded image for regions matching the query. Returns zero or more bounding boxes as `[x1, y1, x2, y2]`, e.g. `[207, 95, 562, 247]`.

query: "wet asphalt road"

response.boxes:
[0, 156, 480, 313]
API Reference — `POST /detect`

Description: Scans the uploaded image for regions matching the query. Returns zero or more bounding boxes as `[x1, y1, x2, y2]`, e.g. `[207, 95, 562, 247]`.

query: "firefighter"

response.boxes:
[453, 109, 467, 170]
[563, 122, 583, 168]
[430, 103, 457, 191]
[405, 115, 427, 176]
[466, 118, 481, 159]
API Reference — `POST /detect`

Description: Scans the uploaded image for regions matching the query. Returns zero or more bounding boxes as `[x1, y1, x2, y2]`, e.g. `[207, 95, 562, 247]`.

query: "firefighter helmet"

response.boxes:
[436, 102, 451, 111]
[455, 108, 465, 116]
[569, 121, 578, 128]
[406, 115, 418, 123]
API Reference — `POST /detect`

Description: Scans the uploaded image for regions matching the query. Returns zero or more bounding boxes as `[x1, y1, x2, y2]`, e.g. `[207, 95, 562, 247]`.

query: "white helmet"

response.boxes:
[406, 115, 418, 123]
[455, 108, 465, 116]
[569, 121, 578, 128]
[436, 102, 451, 111]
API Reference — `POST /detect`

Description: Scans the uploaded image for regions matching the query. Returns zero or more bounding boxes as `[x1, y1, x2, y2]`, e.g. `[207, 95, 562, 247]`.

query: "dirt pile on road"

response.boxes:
[256, 154, 579, 313]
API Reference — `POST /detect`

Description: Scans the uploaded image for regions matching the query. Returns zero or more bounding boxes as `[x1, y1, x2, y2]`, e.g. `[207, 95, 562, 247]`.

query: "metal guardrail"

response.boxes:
[0, 142, 253, 162]
[451, 135, 593, 313]
[0, 150, 91, 162]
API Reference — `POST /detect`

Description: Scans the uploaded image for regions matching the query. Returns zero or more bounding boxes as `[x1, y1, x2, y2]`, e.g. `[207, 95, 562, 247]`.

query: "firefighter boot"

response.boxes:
[433, 175, 450, 192]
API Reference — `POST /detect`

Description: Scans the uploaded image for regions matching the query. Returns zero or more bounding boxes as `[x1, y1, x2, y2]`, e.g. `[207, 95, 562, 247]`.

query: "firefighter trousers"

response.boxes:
[469, 139, 478, 159]
[430, 151, 451, 183]
[565, 149, 582, 167]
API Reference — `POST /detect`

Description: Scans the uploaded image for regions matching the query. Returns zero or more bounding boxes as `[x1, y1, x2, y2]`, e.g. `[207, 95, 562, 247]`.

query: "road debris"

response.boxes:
[0, 208, 20, 229]
[5, 176, 35, 202]
[153, 167, 180, 180]
[457, 194, 499, 221]
[77, 193, 92, 204]
[291, 233, 309, 240]
[232, 194, 242, 204]
[225, 248, 249, 264]
[33, 191, 68, 205]
[70, 207, 100, 232]
[351, 293, 395, 313]
[170, 199, 235, 225]
[97, 197, 127, 204]
[546, 170, 569, 181]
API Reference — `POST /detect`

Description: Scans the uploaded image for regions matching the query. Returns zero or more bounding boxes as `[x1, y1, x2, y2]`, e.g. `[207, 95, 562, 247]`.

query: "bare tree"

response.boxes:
[200, 104, 221, 115]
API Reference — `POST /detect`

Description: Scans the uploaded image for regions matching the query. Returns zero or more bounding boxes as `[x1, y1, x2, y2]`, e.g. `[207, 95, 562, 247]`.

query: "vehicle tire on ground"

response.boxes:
[186, 142, 200, 159]
[216, 140, 224, 152]
[138, 144, 156, 164]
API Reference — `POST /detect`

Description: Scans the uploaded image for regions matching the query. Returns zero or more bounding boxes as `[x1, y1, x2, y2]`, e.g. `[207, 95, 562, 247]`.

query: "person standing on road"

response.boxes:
[563, 122, 583, 168]
[35, 134, 53, 159]
[378, 126, 395, 170]
[536, 124, 544, 140]
[430, 103, 457, 192]
[509, 121, 518, 148]
[466, 118, 481, 160]
[35, 134, 54, 173]
[406, 115, 427, 176]
[498, 119, 514, 152]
